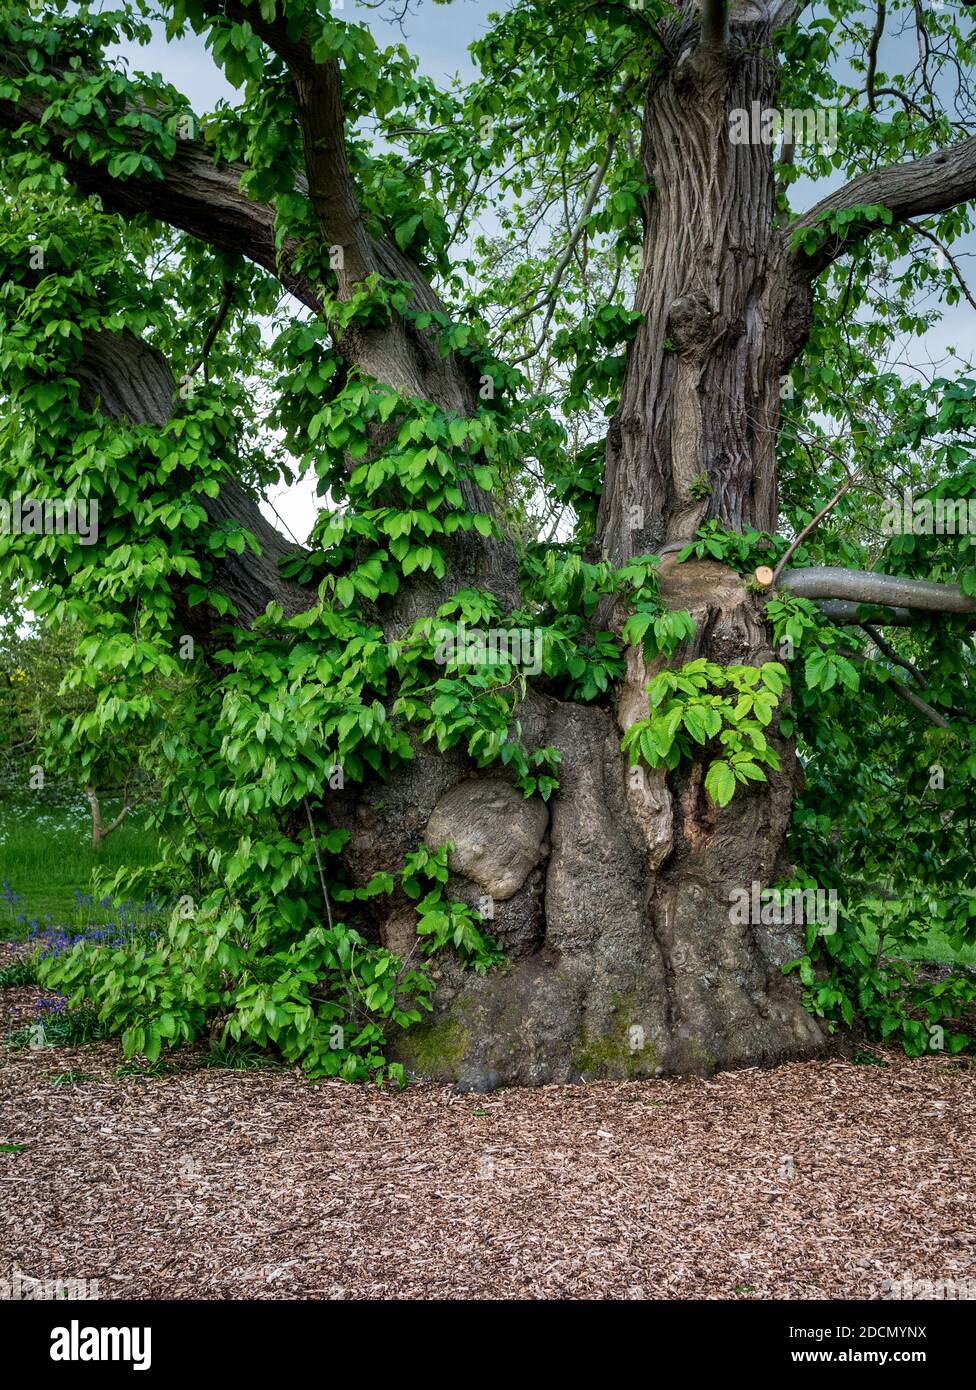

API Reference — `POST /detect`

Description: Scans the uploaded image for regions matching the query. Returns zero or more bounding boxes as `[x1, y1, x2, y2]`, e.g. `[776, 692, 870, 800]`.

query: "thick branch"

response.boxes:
[817, 600, 912, 626]
[790, 135, 976, 276]
[780, 566, 976, 616]
[71, 322, 521, 625]
[103, 804, 132, 838]
[74, 328, 313, 627]
[767, 0, 808, 28]
[699, 0, 729, 50]
[866, 0, 886, 112]
[0, 44, 470, 406]
[195, 0, 373, 282]
[84, 785, 130, 849]
[0, 67, 321, 313]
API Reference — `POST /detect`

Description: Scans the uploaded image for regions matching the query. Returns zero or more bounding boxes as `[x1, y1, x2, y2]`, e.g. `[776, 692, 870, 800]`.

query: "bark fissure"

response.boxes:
[597, 17, 812, 565]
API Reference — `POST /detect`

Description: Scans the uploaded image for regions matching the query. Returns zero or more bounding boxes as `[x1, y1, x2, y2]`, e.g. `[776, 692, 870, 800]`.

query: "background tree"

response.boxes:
[0, 609, 151, 849]
[1, 0, 975, 1080]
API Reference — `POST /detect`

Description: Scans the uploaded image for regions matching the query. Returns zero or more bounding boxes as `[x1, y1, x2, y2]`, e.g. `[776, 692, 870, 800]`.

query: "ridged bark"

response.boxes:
[597, 18, 813, 563]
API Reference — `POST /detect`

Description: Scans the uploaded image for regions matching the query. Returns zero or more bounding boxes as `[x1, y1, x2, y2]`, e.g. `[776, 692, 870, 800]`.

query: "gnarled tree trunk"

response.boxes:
[14, 2, 976, 1084]
[342, 14, 828, 1086]
[375, 556, 824, 1087]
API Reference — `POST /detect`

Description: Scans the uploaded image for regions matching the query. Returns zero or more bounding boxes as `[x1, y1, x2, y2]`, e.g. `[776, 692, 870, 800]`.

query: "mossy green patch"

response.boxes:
[571, 995, 657, 1079]
[397, 1014, 470, 1076]
[687, 1036, 716, 1072]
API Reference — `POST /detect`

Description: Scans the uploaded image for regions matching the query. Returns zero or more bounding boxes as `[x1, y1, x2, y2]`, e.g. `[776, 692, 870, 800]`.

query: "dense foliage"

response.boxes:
[1, 0, 976, 1075]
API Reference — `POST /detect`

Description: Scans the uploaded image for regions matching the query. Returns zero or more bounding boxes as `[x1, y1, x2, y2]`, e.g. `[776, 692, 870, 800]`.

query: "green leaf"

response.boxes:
[704, 760, 736, 807]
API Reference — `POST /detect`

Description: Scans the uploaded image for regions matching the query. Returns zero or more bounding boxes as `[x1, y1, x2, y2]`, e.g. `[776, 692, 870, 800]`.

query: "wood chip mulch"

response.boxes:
[2, 1004, 974, 1299]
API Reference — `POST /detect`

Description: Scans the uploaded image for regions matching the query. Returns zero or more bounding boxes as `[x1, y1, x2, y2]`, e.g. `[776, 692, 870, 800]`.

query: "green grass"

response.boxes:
[857, 903, 976, 969]
[114, 1059, 181, 1079]
[0, 790, 159, 935]
[198, 1042, 283, 1071]
[0, 956, 37, 987]
[5, 1005, 113, 1049]
[900, 929, 976, 969]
